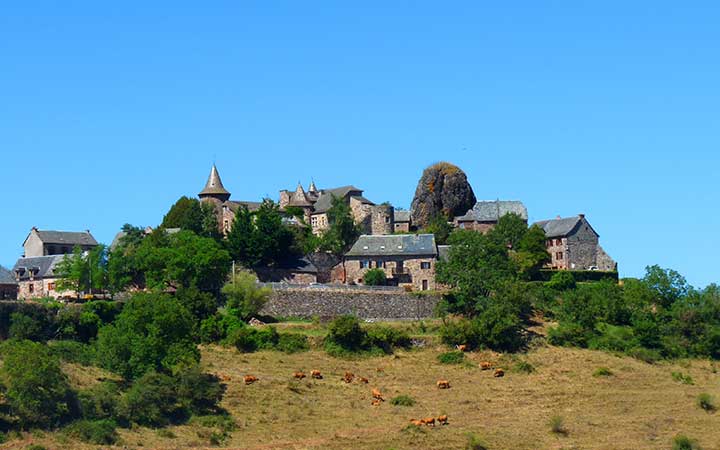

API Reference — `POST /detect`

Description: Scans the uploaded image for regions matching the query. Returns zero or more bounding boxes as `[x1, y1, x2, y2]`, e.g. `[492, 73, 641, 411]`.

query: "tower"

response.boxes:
[198, 164, 231, 204]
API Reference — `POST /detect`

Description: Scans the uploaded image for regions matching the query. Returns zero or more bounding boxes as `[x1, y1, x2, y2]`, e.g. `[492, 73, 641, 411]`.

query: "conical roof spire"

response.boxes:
[288, 181, 312, 207]
[308, 179, 317, 193]
[199, 164, 231, 201]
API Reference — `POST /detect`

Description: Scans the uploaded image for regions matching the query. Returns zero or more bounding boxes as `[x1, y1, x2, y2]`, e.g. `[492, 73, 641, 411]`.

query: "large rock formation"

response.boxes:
[410, 162, 476, 228]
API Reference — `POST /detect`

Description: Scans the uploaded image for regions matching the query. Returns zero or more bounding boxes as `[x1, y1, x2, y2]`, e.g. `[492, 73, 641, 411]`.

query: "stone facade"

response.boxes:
[536, 215, 616, 271]
[260, 287, 441, 320]
[13, 255, 78, 300]
[23, 228, 97, 257]
[454, 200, 528, 234]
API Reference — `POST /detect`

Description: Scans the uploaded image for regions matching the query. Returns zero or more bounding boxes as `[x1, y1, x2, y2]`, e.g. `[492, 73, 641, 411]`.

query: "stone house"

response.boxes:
[393, 210, 412, 233]
[454, 200, 528, 233]
[12, 254, 75, 299]
[342, 234, 438, 291]
[534, 214, 616, 271]
[0, 266, 17, 300]
[198, 165, 262, 235]
[280, 183, 394, 236]
[23, 227, 97, 257]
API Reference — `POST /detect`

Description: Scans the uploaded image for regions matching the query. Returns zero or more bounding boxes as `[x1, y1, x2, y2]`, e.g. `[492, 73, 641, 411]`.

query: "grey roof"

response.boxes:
[393, 210, 411, 223]
[12, 255, 67, 280]
[0, 266, 16, 285]
[533, 215, 596, 238]
[30, 230, 98, 247]
[437, 245, 451, 262]
[277, 256, 318, 273]
[312, 186, 364, 213]
[346, 234, 437, 257]
[199, 164, 231, 198]
[225, 200, 262, 212]
[456, 200, 528, 222]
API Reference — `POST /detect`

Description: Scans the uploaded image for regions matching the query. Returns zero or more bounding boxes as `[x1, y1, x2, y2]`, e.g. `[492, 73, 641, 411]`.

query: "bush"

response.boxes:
[363, 268, 387, 286]
[548, 415, 567, 435]
[118, 371, 184, 427]
[588, 323, 639, 353]
[48, 340, 96, 366]
[671, 372, 694, 385]
[1, 340, 76, 428]
[65, 419, 118, 444]
[514, 360, 535, 374]
[222, 271, 270, 321]
[546, 271, 576, 291]
[9, 313, 46, 342]
[437, 351, 465, 365]
[366, 325, 411, 353]
[174, 366, 225, 415]
[77, 382, 121, 421]
[466, 433, 489, 450]
[593, 367, 613, 377]
[390, 395, 415, 407]
[697, 393, 716, 412]
[440, 318, 479, 349]
[276, 333, 310, 353]
[672, 434, 701, 450]
[547, 321, 590, 348]
[326, 315, 365, 351]
[626, 346, 661, 364]
[474, 304, 524, 352]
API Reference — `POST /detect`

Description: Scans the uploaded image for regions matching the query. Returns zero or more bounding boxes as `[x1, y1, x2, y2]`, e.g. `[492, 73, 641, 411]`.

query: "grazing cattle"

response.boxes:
[372, 388, 384, 401]
[343, 371, 355, 383]
[437, 415, 449, 425]
[371, 399, 382, 407]
[357, 376, 369, 384]
[493, 368, 505, 378]
[376, 367, 384, 373]
[436, 379, 451, 389]
[293, 371, 306, 380]
[420, 417, 436, 427]
[409, 419, 423, 426]
[311, 370, 323, 379]
[456, 344, 468, 352]
[480, 361, 493, 371]
[243, 375, 258, 385]
[215, 373, 232, 382]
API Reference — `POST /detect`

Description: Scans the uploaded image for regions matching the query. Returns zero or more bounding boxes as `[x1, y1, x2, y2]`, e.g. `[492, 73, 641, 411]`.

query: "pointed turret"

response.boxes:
[308, 179, 317, 194]
[288, 182, 312, 207]
[199, 164, 231, 202]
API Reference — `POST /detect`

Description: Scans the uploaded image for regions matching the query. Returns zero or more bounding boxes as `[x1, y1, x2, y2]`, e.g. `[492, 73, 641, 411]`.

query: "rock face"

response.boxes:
[410, 162, 476, 228]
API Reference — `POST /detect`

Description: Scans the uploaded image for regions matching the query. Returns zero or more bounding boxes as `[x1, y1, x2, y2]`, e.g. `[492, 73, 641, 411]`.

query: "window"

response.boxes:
[556, 252, 564, 260]
[421, 261, 431, 270]
[28, 283, 34, 293]
[360, 260, 370, 269]
[555, 239, 562, 246]
[422, 280, 428, 291]
[223, 219, 230, 232]
[47, 245, 56, 255]
[311, 216, 318, 226]
[376, 260, 385, 269]
[385, 216, 390, 223]
[48, 282, 56, 291]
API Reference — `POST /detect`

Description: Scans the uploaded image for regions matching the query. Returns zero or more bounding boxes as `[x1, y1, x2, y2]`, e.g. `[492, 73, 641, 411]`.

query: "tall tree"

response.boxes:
[422, 215, 454, 245]
[318, 196, 361, 255]
[162, 196, 220, 239]
[55, 245, 109, 299]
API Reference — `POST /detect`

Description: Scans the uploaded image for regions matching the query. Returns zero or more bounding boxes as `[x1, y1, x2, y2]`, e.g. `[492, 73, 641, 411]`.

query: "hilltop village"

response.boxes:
[2, 162, 616, 301]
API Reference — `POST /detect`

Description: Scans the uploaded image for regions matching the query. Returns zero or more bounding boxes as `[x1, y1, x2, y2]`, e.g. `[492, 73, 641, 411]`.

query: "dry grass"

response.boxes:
[5, 338, 720, 449]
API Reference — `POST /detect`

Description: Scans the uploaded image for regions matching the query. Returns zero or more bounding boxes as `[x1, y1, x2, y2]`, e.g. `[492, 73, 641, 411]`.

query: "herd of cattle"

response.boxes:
[226, 345, 505, 430]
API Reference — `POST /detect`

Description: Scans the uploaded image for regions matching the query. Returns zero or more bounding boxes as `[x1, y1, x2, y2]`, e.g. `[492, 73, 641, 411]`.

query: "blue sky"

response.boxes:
[1, 2, 718, 287]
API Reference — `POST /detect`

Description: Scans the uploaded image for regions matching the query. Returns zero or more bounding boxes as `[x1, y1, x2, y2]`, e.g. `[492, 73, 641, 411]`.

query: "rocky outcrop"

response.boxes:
[410, 162, 476, 228]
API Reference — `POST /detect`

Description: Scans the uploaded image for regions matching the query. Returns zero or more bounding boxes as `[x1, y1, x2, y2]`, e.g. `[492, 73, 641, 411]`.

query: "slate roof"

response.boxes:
[225, 200, 262, 212]
[346, 234, 437, 257]
[0, 266, 16, 285]
[534, 215, 597, 238]
[12, 255, 67, 280]
[456, 200, 528, 222]
[199, 164, 231, 197]
[393, 210, 411, 223]
[276, 256, 318, 273]
[27, 230, 98, 247]
[312, 186, 365, 213]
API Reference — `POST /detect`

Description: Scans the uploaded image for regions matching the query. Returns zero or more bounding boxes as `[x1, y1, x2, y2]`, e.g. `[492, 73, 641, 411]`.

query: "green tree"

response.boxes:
[422, 215, 454, 245]
[363, 268, 387, 286]
[221, 270, 271, 321]
[95, 293, 199, 380]
[161, 196, 220, 239]
[55, 245, 109, 299]
[0, 340, 75, 428]
[514, 224, 550, 279]
[489, 213, 528, 250]
[226, 200, 296, 267]
[318, 196, 361, 255]
[643, 265, 689, 309]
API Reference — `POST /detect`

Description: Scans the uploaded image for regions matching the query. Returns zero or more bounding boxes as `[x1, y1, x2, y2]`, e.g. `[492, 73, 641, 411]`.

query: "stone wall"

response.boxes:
[261, 288, 441, 320]
[566, 218, 600, 270]
[343, 256, 436, 291]
[370, 204, 394, 235]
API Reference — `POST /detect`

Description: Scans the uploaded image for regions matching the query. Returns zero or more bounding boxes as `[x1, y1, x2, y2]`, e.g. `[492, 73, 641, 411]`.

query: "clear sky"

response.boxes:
[1, 2, 718, 287]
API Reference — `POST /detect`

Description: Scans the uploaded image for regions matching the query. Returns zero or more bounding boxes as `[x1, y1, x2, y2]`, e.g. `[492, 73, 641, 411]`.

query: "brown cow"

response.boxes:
[456, 344, 468, 352]
[480, 361, 493, 370]
[437, 415, 449, 425]
[409, 419, 423, 426]
[342, 371, 355, 383]
[311, 370, 323, 379]
[357, 376, 369, 384]
[371, 399, 382, 407]
[215, 373, 232, 382]
[293, 371, 306, 380]
[493, 368, 505, 378]
[420, 417, 436, 427]
[372, 388, 384, 401]
[436, 379, 451, 389]
[243, 375, 258, 385]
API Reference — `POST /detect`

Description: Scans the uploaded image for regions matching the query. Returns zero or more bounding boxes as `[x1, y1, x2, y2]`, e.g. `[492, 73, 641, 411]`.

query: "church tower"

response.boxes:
[198, 164, 231, 204]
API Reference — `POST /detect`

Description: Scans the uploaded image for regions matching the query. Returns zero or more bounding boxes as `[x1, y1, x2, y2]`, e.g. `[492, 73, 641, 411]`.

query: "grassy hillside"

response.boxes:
[4, 322, 719, 450]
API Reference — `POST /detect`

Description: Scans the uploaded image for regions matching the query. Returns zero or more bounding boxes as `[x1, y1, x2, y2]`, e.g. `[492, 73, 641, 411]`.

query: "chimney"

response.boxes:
[31, 226, 38, 232]
[578, 214, 585, 219]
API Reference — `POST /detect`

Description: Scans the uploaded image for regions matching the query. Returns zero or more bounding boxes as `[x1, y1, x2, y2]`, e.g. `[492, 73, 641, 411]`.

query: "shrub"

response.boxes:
[276, 333, 310, 353]
[77, 382, 121, 421]
[65, 419, 118, 445]
[118, 371, 185, 427]
[1, 340, 76, 428]
[466, 433, 489, 450]
[473, 303, 524, 352]
[363, 268, 387, 286]
[672, 434, 701, 450]
[440, 318, 479, 349]
[9, 313, 46, 342]
[697, 393, 716, 412]
[593, 367, 613, 377]
[327, 315, 366, 350]
[390, 395, 415, 406]
[48, 340, 96, 366]
[626, 346, 661, 364]
[514, 360, 535, 374]
[174, 366, 225, 415]
[546, 271, 576, 291]
[437, 351, 465, 365]
[25, 445, 48, 450]
[366, 325, 411, 352]
[222, 271, 270, 321]
[671, 372, 694, 385]
[548, 415, 567, 435]
[547, 321, 590, 348]
[95, 293, 199, 380]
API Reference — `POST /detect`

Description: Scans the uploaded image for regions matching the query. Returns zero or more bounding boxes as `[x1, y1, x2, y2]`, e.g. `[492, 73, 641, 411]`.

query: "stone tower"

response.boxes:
[370, 204, 394, 235]
[198, 164, 231, 204]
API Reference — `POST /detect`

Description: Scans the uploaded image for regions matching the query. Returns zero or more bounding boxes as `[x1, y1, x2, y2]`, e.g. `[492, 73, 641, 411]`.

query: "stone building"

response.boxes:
[254, 257, 318, 284]
[454, 200, 528, 233]
[23, 227, 97, 257]
[392, 210, 412, 233]
[342, 234, 438, 291]
[534, 214, 616, 271]
[12, 254, 74, 299]
[0, 266, 17, 300]
[198, 165, 261, 235]
[279, 183, 394, 236]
